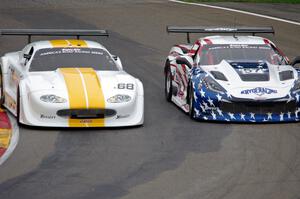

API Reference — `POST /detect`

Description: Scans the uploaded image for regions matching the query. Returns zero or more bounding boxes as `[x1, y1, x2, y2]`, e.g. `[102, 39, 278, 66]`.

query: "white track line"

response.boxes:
[169, 0, 300, 26]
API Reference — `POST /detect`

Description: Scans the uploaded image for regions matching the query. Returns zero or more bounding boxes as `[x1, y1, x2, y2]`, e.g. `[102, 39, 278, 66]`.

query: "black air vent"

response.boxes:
[57, 109, 116, 119]
[279, 70, 294, 81]
[210, 71, 228, 81]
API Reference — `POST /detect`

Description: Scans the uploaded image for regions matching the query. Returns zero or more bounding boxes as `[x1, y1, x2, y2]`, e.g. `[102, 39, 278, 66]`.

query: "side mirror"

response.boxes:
[176, 57, 193, 68]
[21, 54, 31, 66]
[23, 54, 31, 60]
[291, 56, 300, 67]
[112, 55, 123, 70]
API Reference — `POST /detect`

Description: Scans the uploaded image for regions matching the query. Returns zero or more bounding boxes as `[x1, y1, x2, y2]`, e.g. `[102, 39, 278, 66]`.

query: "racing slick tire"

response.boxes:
[17, 87, 21, 125]
[165, 61, 173, 102]
[188, 85, 196, 119]
[0, 67, 4, 105]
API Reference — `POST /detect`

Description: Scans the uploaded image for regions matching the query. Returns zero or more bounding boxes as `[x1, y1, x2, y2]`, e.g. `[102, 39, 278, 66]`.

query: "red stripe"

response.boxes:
[0, 148, 6, 157]
[0, 112, 11, 129]
[204, 39, 213, 45]
[263, 39, 270, 44]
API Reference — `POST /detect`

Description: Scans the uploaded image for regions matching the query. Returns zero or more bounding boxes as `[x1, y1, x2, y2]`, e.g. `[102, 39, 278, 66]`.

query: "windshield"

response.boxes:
[199, 44, 286, 66]
[30, 48, 119, 71]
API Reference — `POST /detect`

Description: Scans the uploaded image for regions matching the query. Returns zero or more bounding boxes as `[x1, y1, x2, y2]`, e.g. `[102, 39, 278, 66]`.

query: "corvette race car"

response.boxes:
[0, 29, 144, 127]
[165, 26, 300, 122]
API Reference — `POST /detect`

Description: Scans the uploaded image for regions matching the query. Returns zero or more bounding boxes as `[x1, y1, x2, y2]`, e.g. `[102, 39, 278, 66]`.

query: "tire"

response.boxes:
[17, 87, 21, 124]
[165, 63, 173, 102]
[0, 67, 4, 105]
[188, 85, 196, 119]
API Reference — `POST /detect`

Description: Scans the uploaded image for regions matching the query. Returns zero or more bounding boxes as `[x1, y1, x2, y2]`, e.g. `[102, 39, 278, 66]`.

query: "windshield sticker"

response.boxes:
[40, 48, 104, 56]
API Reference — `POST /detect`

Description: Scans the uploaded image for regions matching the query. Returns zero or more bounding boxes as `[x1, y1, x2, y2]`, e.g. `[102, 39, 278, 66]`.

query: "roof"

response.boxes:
[199, 35, 268, 45]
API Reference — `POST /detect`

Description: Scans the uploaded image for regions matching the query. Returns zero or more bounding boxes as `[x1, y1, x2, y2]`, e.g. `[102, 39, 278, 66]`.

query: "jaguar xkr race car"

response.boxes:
[0, 29, 144, 127]
[165, 26, 300, 122]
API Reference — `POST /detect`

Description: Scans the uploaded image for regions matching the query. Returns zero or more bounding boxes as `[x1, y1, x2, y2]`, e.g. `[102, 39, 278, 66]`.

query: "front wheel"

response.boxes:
[0, 67, 4, 105]
[188, 85, 196, 119]
[165, 66, 173, 102]
[17, 87, 21, 124]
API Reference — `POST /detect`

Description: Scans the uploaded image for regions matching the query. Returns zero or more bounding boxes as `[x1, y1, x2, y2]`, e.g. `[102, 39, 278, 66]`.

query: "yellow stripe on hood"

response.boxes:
[59, 68, 105, 127]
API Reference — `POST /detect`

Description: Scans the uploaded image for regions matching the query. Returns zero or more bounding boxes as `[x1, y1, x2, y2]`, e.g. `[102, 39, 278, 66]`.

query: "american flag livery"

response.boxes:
[165, 26, 300, 123]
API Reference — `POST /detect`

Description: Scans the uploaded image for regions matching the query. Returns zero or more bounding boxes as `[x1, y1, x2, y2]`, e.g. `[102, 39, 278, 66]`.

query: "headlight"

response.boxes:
[292, 79, 300, 92]
[107, 94, 131, 103]
[202, 76, 226, 94]
[40, 95, 67, 103]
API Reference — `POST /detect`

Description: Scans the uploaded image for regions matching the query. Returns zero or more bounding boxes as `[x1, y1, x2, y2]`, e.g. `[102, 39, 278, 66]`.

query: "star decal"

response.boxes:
[216, 93, 222, 101]
[287, 94, 294, 103]
[200, 89, 205, 97]
[216, 108, 223, 116]
[203, 116, 208, 120]
[288, 112, 291, 119]
[226, 92, 232, 99]
[295, 108, 300, 118]
[211, 111, 217, 120]
[295, 93, 300, 102]
[228, 112, 235, 120]
[207, 97, 215, 107]
[203, 102, 209, 110]
[250, 113, 255, 119]
[195, 108, 200, 117]
[280, 112, 284, 121]
[240, 113, 245, 121]
[267, 112, 272, 120]
[193, 92, 198, 101]
[200, 104, 206, 112]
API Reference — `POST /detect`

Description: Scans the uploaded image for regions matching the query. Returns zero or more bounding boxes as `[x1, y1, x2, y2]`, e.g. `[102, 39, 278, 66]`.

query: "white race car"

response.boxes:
[0, 29, 144, 127]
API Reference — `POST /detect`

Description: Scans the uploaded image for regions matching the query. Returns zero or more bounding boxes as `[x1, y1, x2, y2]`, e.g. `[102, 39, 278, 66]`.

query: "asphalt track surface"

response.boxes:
[0, 1, 300, 199]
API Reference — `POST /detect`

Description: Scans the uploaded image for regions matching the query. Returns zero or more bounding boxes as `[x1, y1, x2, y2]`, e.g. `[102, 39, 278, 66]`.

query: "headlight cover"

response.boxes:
[40, 95, 67, 103]
[107, 94, 131, 103]
[202, 76, 226, 94]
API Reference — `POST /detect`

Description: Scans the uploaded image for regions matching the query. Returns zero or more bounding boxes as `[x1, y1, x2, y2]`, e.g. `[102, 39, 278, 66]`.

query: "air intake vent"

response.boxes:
[210, 71, 228, 81]
[279, 70, 294, 81]
[57, 109, 116, 119]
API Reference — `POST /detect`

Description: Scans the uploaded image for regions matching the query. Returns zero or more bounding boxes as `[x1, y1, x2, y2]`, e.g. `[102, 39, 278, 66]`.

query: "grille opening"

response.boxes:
[57, 109, 116, 119]
[220, 101, 297, 114]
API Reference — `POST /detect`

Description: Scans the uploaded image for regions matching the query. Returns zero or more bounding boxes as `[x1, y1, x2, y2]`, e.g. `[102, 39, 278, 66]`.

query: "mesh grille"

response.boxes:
[220, 101, 297, 114]
[57, 109, 116, 119]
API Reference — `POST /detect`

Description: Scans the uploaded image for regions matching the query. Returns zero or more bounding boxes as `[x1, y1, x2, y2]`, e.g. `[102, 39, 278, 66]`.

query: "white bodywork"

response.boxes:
[0, 40, 144, 127]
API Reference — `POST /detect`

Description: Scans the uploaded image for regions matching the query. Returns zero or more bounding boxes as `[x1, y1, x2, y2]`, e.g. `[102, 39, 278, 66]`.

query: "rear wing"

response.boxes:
[166, 26, 275, 43]
[0, 29, 109, 43]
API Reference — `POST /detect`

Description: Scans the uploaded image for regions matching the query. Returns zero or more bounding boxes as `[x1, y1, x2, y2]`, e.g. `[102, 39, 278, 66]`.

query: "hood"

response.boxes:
[201, 60, 298, 100]
[23, 68, 137, 108]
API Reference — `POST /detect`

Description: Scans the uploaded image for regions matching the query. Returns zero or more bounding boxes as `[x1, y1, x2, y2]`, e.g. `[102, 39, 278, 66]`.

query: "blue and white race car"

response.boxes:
[164, 26, 300, 122]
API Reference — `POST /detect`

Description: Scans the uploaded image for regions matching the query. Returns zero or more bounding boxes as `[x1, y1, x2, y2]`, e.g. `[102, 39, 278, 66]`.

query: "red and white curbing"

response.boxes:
[0, 109, 19, 166]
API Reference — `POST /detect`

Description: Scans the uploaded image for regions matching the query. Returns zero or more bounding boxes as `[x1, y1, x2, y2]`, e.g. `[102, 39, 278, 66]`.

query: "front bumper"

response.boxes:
[19, 93, 144, 128]
[193, 90, 300, 123]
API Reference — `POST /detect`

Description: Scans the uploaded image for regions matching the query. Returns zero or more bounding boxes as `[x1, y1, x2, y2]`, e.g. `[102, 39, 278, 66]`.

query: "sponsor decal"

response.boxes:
[116, 114, 130, 119]
[80, 119, 92, 123]
[241, 87, 277, 96]
[40, 114, 56, 119]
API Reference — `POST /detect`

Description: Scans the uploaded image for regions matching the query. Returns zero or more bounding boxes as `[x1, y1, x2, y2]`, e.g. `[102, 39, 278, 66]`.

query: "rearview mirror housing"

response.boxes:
[176, 57, 193, 68]
[112, 55, 123, 70]
[23, 53, 31, 60]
